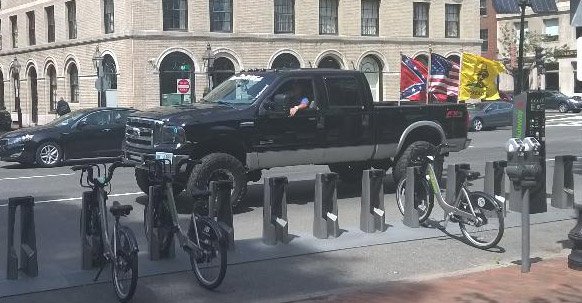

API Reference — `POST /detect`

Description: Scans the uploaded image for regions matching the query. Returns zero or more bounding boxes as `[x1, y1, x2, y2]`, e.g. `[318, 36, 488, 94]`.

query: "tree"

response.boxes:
[498, 23, 568, 77]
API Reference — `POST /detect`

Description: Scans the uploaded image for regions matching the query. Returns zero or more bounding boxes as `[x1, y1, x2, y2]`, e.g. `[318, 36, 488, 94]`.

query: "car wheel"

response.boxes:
[35, 141, 62, 167]
[392, 141, 443, 185]
[558, 103, 569, 113]
[135, 167, 184, 196]
[472, 118, 484, 132]
[186, 153, 247, 209]
[573, 109, 581, 113]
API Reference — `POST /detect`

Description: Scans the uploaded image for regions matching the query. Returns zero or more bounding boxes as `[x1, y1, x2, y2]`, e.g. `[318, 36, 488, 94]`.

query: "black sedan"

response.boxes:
[0, 107, 136, 167]
[468, 101, 513, 132]
[527, 90, 582, 113]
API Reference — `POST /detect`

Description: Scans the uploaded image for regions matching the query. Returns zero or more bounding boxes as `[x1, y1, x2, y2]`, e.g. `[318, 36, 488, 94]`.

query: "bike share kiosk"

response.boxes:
[510, 92, 547, 214]
[506, 137, 543, 273]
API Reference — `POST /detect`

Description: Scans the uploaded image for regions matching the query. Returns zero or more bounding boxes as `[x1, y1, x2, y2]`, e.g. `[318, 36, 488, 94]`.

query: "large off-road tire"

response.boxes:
[135, 167, 184, 195]
[186, 153, 247, 209]
[328, 162, 370, 183]
[392, 141, 442, 184]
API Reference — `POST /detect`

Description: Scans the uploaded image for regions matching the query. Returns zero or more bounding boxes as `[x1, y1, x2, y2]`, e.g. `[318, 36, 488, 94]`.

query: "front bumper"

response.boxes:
[124, 150, 192, 175]
[0, 144, 32, 162]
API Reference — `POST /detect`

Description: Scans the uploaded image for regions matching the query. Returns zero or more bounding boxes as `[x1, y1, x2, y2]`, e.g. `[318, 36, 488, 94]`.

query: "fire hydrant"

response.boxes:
[568, 204, 582, 270]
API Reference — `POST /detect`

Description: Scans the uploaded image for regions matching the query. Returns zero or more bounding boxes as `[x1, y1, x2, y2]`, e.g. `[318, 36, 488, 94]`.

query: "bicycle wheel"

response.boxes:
[187, 216, 227, 290]
[112, 226, 139, 302]
[458, 191, 504, 249]
[395, 177, 434, 223]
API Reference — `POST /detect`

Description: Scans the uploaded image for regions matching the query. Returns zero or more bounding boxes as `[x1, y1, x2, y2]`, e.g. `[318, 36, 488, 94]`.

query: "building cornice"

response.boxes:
[0, 30, 480, 57]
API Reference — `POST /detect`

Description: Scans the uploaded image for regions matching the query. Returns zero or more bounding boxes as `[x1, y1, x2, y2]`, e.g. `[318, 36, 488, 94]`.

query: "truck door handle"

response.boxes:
[103, 128, 111, 132]
[308, 117, 316, 121]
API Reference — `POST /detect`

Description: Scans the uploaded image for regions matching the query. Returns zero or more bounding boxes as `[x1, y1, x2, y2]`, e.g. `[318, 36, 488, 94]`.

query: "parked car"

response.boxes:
[0, 108, 11, 131]
[527, 90, 582, 113]
[468, 101, 513, 132]
[0, 107, 137, 167]
[123, 69, 470, 207]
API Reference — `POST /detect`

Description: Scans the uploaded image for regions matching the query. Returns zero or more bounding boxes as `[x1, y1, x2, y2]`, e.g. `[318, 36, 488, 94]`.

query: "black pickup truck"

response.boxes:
[123, 69, 470, 207]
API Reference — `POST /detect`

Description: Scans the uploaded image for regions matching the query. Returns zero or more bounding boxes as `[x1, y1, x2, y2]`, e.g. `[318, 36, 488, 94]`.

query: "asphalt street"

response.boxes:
[0, 113, 581, 303]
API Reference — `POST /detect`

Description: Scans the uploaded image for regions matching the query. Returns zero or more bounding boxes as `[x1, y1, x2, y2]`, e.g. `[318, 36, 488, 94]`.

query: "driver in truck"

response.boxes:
[288, 81, 310, 117]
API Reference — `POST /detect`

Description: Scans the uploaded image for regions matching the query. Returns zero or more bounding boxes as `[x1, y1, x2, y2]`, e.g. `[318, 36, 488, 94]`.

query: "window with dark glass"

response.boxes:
[48, 65, 57, 112]
[480, 0, 487, 16]
[10, 16, 17, 48]
[445, 4, 460, 38]
[325, 77, 363, 107]
[361, 0, 379, 36]
[163, 0, 188, 31]
[46, 6, 55, 43]
[104, 0, 114, 34]
[66, 1, 77, 39]
[319, 0, 338, 35]
[27, 11, 35, 46]
[210, 0, 233, 32]
[480, 29, 488, 52]
[413, 2, 429, 37]
[68, 64, 79, 103]
[274, 0, 294, 33]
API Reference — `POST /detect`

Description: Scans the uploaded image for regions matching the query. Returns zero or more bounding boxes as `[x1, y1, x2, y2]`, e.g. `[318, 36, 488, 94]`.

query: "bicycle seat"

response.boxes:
[459, 169, 481, 181]
[109, 201, 133, 217]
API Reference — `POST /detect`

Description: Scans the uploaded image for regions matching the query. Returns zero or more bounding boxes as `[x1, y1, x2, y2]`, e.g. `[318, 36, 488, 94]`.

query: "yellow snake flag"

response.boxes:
[459, 53, 505, 101]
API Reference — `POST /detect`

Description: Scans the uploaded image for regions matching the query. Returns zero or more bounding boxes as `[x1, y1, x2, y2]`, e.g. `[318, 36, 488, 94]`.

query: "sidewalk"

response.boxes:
[295, 256, 582, 303]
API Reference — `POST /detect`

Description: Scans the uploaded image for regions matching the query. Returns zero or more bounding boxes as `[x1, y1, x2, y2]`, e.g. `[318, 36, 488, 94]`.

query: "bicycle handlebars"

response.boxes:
[71, 160, 135, 188]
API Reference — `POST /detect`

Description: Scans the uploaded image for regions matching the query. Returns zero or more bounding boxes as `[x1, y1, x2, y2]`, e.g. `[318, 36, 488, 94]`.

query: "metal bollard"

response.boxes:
[551, 155, 577, 209]
[360, 169, 386, 233]
[6, 196, 38, 280]
[208, 181, 235, 250]
[484, 160, 508, 216]
[263, 177, 289, 245]
[402, 166, 420, 228]
[568, 204, 582, 270]
[147, 185, 176, 261]
[314, 173, 340, 239]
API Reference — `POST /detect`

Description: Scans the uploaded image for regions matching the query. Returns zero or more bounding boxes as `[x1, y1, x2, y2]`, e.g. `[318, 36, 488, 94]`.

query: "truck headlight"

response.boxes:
[160, 125, 186, 144]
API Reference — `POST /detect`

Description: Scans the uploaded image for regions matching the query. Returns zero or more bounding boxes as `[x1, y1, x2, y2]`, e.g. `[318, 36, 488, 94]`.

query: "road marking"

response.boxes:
[0, 192, 143, 207]
[0, 173, 75, 181]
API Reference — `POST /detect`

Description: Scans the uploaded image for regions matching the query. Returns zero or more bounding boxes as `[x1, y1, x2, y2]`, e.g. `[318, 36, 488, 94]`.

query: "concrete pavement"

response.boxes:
[0, 124, 581, 302]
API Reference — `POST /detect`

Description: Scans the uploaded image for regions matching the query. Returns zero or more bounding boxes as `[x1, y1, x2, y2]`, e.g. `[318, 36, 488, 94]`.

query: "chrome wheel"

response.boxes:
[37, 143, 61, 167]
[472, 119, 483, 132]
[559, 103, 569, 113]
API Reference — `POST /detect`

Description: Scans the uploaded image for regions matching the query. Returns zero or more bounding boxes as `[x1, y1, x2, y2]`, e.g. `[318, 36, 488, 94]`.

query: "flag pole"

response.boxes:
[458, 52, 463, 104]
[399, 51, 403, 106]
[426, 45, 432, 104]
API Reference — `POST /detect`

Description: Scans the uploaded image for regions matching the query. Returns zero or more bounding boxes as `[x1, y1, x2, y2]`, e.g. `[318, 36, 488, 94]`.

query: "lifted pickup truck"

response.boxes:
[123, 69, 470, 207]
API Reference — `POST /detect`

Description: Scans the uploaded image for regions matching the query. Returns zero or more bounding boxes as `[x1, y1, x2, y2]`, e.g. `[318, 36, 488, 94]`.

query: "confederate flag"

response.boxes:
[400, 55, 428, 102]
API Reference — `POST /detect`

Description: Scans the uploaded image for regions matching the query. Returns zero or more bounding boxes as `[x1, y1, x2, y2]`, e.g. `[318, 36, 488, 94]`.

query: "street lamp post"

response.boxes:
[515, 0, 531, 95]
[92, 46, 104, 107]
[203, 43, 215, 95]
[12, 57, 22, 128]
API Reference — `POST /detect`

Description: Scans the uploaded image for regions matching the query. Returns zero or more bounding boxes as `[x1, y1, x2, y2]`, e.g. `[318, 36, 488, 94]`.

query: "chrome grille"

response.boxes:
[125, 117, 159, 149]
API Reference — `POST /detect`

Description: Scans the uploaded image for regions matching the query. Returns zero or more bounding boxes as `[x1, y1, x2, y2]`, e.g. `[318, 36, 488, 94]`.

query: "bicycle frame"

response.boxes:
[95, 184, 116, 260]
[424, 160, 478, 222]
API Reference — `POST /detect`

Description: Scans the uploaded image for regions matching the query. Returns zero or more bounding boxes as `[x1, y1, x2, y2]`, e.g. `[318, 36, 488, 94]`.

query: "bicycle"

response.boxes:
[71, 160, 139, 302]
[395, 144, 504, 249]
[143, 158, 227, 289]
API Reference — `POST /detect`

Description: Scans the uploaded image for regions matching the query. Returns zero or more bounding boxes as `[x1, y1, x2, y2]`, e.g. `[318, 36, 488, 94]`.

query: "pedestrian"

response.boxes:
[56, 97, 71, 116]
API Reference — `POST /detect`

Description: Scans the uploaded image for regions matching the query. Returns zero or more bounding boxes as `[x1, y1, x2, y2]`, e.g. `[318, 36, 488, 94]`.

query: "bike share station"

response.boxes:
[2, 113, 582, 297]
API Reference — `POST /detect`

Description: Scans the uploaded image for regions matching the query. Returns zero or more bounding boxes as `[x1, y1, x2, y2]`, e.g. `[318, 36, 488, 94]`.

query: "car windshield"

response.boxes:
[46, 110, 86, 127]
[466, 103, 489, 111]
[202, 73, 275, 105]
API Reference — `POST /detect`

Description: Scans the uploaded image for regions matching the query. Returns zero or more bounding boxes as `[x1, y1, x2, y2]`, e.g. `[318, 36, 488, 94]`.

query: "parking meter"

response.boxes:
[506, 138, 525, 188]
[521, 137, 543, 188]
[512, 92, 547, 213]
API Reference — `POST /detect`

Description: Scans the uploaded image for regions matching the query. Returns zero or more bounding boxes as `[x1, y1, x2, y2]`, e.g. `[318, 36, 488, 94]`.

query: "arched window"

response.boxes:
[28, 66, 38, 124]
[104, 0, 115, 34]
[271, 53, 300, 69]
[0, 71, 4, 109]
[447, 54, 460, 64]
[47, 65, 57, 112]
[103, 55, 117, 90]
[68, 63, 79, 103]
[163, 0, 188, 31]
[317, 55, 342, 69]
[212, 57, 235, 88]
[414, 54, 429, 67]
[360, 55, 383, 102]
[159, 52, 194, 106]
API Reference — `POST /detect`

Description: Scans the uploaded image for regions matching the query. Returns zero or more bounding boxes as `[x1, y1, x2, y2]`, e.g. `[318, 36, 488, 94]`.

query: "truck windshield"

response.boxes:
[202, 74, 275, 105]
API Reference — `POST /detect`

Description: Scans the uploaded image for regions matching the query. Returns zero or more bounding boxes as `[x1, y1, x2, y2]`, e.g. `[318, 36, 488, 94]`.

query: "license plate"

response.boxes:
[155, 152, 173, 164]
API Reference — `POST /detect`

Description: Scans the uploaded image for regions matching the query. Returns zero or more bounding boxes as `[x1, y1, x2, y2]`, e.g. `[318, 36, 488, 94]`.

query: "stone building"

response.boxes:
[480, 0, 498, 60]
[497, 0, 578, 94]
[0, 0, 479, 126]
